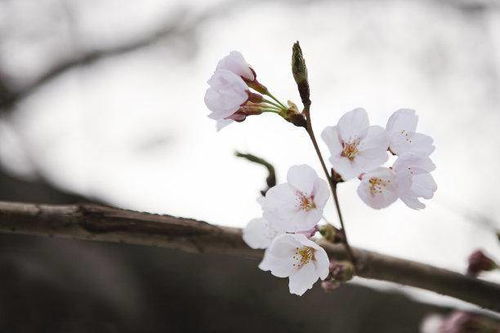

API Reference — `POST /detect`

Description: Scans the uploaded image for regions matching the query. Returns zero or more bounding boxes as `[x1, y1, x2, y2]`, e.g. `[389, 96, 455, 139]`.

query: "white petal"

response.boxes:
[242, 218, 279, 249]
[288, 262, 317, 296]
[312, 178, 330, 208]
[216, 119, 233, 131]
[400, 195, 425, 210]
[321, 126, 343, 156]
[337, 108, 369, 142]
[216, 51, 255, 81]
[287, 164, 318, 196]
[313, 248, 330, 280]
[258, 234, 299, 278]
[393, 153, 436, 174]
[358, 125, 389, 153]
[329, 155, 360, 180]
[411, 173, 437, 199]
[386, 109, 417, 134]
[357, 168, 398, 209]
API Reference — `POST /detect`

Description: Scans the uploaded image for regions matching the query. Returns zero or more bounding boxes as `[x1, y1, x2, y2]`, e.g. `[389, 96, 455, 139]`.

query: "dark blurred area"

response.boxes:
[0, 0, 499, 331]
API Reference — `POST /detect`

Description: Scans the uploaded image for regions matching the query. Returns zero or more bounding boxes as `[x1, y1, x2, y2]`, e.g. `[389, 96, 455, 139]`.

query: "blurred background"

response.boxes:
[0, 0, 499, 331]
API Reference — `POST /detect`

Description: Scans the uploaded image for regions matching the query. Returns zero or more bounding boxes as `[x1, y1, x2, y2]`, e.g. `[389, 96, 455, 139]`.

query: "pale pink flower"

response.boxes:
[357, 167, 399, 209]
[259, 234, 330, 296]
[216, 51, 255, 81]
[204, 69, 250, 130]
[386, 109, 434, 156]
[259, 165, 329, 233]
[242, 217, 281, 249]
[393, 153, 437, 210]
[322, 108, 389, 180]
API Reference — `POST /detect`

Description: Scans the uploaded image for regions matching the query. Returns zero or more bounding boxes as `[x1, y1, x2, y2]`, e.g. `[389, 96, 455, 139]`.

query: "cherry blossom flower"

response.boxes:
[204, 69, 259, 130]
[321, 108, 389, 180]
[393, 153, 437, 210]
[386, 109, 435, 156]
[259, 165, 329, 233]
[242, 217, 281, 249]
[259, 233, 329, 296]
[216, 51, 255, 81]
[357, 167, 399, 209]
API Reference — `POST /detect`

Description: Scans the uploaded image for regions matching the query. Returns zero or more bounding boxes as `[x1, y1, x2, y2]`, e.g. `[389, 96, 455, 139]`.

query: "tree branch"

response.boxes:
[0, 201, 498, 311]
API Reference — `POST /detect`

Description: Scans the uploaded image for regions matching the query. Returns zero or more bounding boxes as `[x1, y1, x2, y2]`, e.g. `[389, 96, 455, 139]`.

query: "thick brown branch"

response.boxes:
[0, 201, 498, 312]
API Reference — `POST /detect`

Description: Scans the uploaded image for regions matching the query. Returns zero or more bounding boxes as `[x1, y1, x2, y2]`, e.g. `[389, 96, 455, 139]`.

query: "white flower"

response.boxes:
[357, 167, 399, 209]
[386, 109, 435, 156]
[259, 165, 329, 233]
[321, 108, 389, 180]
[216, 51, 255, 81]
[393, 153, 437, 210]
[242, 217, 281, 249]
[259, 233, 329, 296]
[204, 69, 249, 130]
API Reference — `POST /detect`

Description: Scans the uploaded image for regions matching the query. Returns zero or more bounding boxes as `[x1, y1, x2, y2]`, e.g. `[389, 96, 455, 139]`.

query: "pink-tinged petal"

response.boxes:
[337, 108, 369, 142]
[321, 126, 343, 156]
[216, 51, 255, 81]
[287, 164, 318, 196]
[288, 262, 317, 296]
[205, 70, 248, 120]
[357, 168, 398, 209]
[386, 109, 418, 134]
[411, 173, 437, 199]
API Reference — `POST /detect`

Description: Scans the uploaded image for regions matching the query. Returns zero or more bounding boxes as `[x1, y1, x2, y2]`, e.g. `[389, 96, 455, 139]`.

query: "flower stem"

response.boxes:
[265, 92, 287, 109]
[303, 105, 357, 267]
[262, 98, 284, 110]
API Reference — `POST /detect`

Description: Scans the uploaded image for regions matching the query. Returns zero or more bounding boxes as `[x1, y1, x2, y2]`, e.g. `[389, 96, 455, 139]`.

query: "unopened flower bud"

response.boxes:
[329, 260, 354, 282]
[280, 100, 306, 128]
[291, 41, 310, 107]
[467, 249, 497, 277]
[321, 280, 340, 293]
[319, 224, 343, 244]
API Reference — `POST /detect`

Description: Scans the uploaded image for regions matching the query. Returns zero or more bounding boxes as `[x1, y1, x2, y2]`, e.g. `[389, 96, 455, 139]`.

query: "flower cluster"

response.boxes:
[205, 48, 437, 296]
[243, 165, 331, 295]
[322, 108, 437, 209]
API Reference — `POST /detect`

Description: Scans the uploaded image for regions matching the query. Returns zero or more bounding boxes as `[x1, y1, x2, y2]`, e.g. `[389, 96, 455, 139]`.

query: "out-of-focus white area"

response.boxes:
[1, 0, 499, 309]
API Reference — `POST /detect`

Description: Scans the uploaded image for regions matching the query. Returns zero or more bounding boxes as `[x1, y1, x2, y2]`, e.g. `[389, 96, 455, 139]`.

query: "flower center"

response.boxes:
[341, 142, 359, 160]
[369, 177, 390, 195]
[292, 246, 316, 268]
[297, 192, 316, 211]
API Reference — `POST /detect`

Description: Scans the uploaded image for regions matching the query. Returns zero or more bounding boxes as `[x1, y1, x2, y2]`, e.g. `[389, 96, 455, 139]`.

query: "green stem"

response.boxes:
[262, 98, 284, 110]
[265, 91, 287, 109]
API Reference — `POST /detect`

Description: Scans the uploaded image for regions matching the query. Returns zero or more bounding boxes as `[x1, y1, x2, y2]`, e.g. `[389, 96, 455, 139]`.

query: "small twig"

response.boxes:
[235, 151, 276, 196]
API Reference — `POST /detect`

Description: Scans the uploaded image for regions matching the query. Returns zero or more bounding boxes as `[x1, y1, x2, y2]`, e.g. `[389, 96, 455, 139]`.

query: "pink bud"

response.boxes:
[467, 249, 497, 277]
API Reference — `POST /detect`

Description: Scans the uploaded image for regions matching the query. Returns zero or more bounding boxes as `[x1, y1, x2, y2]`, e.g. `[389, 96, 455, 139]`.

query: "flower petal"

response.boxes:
[386, 109, 418, 134]
[288, 262, 317, 296]
[337, 108, 369, 142]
